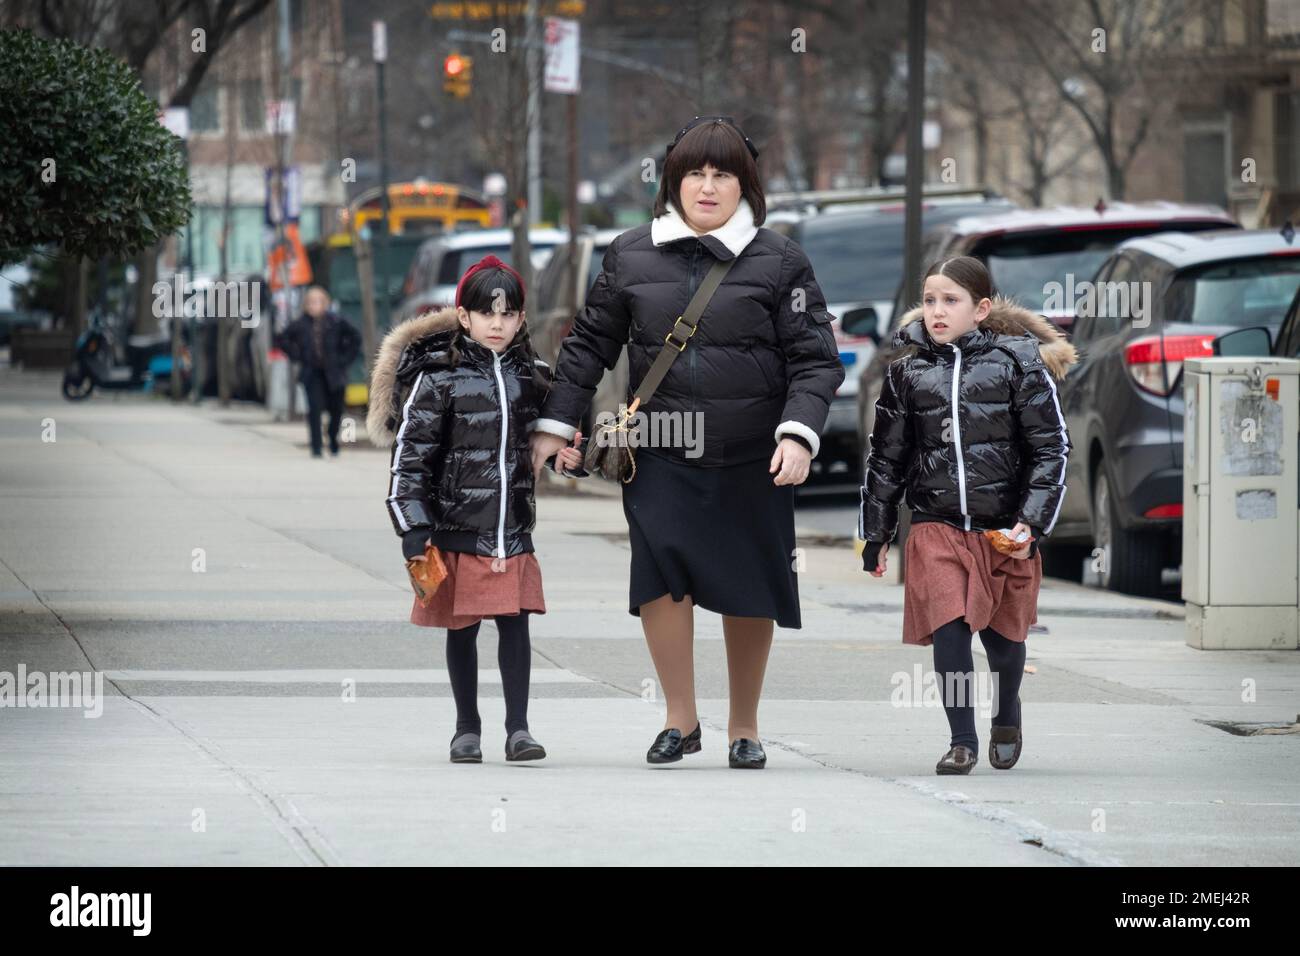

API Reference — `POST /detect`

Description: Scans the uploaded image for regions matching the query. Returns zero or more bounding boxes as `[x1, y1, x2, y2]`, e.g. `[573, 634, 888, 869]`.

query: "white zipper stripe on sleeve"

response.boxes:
[491, 351, 509, 559]
[386, 371, 427, 533]
[1036, 368, 1070, 535]
[948, 344, 970, 531]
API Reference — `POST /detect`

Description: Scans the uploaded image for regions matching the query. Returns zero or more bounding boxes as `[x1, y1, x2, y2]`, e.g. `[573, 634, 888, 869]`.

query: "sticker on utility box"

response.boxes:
[1235, 488, 1278, 520]
[1220, 381, 1283, 476]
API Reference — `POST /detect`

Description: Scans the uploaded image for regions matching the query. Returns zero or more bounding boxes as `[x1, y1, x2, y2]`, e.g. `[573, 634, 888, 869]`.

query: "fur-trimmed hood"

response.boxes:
[366, 306, 461, 445]
[895, 296, 1078, 381]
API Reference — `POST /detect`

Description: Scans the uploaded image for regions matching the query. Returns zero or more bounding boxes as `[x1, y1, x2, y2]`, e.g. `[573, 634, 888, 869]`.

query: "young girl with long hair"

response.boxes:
[859, 255, 1077, 774]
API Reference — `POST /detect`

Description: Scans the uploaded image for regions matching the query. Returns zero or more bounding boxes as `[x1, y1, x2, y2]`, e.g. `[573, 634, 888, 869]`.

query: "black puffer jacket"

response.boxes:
[367, 306, 571, 561]
[858, 297, 1078, 566]
[274, 310, 362, 392]
[536, 199, 845, 466]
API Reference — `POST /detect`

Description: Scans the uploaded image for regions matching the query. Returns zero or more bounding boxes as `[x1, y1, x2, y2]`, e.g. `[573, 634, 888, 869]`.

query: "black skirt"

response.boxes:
[621, 448, 802, 628]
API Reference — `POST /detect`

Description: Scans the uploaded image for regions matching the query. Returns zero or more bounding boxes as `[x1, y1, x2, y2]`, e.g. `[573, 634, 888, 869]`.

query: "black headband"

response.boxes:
[665, 115, 759, 161]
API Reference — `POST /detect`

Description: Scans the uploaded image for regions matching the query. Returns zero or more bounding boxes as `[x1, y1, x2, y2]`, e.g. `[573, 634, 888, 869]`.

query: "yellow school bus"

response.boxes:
[341, 180, 491, 237]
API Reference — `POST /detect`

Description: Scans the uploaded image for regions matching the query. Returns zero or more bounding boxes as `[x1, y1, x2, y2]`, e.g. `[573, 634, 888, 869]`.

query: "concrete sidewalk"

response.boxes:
[0, 366, 1297, 865]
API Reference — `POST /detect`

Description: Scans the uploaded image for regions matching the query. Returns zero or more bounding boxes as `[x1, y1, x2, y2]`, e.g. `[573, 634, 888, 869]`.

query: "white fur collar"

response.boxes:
[651, 196, 758, 259]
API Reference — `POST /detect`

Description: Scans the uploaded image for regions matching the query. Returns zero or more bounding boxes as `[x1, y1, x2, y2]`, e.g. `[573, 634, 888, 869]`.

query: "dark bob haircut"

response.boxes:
[458, 264, 525, 314]
[652, 119, 766, 225]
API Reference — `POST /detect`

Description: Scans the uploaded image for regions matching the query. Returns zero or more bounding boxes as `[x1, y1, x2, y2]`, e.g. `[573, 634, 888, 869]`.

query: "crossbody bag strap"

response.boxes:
[628, 257, 736, 411]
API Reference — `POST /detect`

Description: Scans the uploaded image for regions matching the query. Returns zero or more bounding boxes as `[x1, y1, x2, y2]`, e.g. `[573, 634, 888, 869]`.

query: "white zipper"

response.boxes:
[490, 350, 509, 558]
[948, 343, 971, 531]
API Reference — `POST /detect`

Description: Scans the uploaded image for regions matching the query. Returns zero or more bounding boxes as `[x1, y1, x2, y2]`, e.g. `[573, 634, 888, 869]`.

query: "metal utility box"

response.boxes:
[1182, 356, 1300, 649]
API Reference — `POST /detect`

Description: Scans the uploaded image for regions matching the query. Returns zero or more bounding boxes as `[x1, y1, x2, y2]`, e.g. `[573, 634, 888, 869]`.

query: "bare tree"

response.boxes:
[1000, 0, 1218, 199]
[933, 0, 1087, 202]
[781, 0, 910, 185]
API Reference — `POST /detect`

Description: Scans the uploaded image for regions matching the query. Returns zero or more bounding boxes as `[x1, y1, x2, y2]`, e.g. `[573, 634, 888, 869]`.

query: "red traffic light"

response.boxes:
[444, 54, 465, 77]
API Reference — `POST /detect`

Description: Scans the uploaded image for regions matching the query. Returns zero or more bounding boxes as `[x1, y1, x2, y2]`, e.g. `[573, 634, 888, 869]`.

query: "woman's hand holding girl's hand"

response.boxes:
[530, 431, 569, 481]
[1008, 521, 1035, 559]
[555, 430, 584, 475]
[770, 438, 812, 486]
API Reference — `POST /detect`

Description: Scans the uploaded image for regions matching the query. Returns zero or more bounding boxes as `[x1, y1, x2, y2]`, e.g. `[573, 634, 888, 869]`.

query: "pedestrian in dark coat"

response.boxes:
[274, 286, 361, 457]
[529, 115, 845, 770]
[859, 255, 1078, 776]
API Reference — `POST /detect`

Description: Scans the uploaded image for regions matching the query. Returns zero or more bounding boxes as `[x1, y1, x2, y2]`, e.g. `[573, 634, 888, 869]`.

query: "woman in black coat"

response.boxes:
[530, 116, 844, 768]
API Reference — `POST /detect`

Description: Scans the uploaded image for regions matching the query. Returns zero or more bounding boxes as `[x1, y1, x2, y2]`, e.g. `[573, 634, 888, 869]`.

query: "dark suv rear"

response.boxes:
[1055, 228, 1300, 595]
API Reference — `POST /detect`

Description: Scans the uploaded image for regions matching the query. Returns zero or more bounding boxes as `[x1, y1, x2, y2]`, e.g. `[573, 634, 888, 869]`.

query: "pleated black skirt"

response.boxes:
[621, 448, 802, 628]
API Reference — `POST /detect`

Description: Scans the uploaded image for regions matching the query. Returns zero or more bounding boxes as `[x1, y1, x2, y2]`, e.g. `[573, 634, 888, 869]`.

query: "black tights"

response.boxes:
[931, 616, 1025, 752]
[445, 613, 532, 737]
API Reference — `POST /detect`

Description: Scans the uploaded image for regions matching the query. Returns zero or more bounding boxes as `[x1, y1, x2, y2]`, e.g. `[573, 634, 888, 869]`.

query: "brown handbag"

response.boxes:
[406, 541, 449, 606]
[584, 257, 736, 483]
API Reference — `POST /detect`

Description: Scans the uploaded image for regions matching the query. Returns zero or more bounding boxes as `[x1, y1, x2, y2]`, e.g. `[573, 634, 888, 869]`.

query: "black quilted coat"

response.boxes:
[368, 306, 557, 561]
[858, 298, 1075, 557]
[538, 222, 845, 466]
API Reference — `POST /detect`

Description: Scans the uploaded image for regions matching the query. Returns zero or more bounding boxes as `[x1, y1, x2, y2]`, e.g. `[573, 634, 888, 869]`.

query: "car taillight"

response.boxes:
[1145, 503, 1183, 518]
[1124, 334, 1215, 396]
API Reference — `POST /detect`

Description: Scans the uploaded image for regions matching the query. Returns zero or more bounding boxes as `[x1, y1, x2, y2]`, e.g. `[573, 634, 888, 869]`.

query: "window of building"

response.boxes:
[190, 84, 220, 133]
[240, 79, 263, 132]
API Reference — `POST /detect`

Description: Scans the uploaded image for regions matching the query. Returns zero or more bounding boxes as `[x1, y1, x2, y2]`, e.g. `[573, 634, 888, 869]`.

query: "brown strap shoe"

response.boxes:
[936, 744, 978, 775]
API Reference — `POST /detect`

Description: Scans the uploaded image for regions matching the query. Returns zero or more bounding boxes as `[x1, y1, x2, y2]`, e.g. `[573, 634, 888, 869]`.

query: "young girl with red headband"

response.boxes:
[368, 254, 585, 764]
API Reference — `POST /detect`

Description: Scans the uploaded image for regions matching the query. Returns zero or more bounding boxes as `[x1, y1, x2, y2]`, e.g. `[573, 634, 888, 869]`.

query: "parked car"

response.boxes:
[790, 196, 1018, 479]
[858, 203, 1241, 491]
[395, 228, 569, 322]
[886, 201, 1238, 337]
[1053, 228, 1300, 595]
[530, 229, 626, 436]
[1216, 276, 1300, 360]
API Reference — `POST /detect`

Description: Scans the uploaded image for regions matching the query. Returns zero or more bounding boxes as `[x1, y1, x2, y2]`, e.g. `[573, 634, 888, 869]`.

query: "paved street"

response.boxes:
[1, 365, 1297, 866]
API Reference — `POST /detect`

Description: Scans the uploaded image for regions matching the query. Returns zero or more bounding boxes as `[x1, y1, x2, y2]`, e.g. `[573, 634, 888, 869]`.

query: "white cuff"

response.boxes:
[532, 417, 578, 440]
[775, 419, 820, 458]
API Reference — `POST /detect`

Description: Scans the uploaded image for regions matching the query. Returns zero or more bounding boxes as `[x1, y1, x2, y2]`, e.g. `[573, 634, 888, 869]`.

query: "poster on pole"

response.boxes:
[544, 17, 580, 94]
[264, 166, 302, 226]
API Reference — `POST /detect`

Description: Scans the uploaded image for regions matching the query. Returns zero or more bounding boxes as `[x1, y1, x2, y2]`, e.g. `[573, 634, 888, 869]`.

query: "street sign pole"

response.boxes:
[374, 21, 392, 339]
[899, 0, 927, 580]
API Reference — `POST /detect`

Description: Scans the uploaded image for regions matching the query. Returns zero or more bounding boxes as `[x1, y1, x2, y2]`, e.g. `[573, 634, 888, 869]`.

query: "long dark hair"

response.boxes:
[446, 264, 548, 390]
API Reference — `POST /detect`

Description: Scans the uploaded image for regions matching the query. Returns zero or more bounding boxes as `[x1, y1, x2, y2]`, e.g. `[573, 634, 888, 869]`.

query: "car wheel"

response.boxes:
[1039, 541, 1090, 583]
[1092, 462, 1164, 597]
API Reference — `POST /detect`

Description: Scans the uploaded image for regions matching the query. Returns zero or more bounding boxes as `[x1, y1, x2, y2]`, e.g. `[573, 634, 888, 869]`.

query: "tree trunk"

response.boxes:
[133, 245, 160, 335]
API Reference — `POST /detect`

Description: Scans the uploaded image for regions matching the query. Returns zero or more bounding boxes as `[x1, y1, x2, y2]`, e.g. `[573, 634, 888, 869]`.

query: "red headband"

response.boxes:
[454, 254, 526, 309]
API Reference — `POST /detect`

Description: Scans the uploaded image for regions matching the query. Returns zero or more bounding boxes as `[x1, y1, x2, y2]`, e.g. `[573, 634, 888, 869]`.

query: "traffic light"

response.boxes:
[443, 53, 472, 99]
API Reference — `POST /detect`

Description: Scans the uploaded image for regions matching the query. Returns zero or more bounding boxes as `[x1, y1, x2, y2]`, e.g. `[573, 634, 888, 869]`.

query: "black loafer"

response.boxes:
[728, 737, 766, 769]
[450, 732, 482, 764]
[505, 730, 546, 762]
[990, 696, 1023, 769]
[936, 744, 978, 775]
[646, 723, 702, 764]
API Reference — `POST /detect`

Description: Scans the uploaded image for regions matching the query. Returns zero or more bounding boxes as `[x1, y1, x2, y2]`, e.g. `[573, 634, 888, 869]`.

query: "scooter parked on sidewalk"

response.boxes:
[61, 311, 190, 400]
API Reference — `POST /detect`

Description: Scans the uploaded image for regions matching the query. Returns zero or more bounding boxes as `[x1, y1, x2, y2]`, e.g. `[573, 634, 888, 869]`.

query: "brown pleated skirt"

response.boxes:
[901, 521, 1042, 646]
[409, 551, 546, 630]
